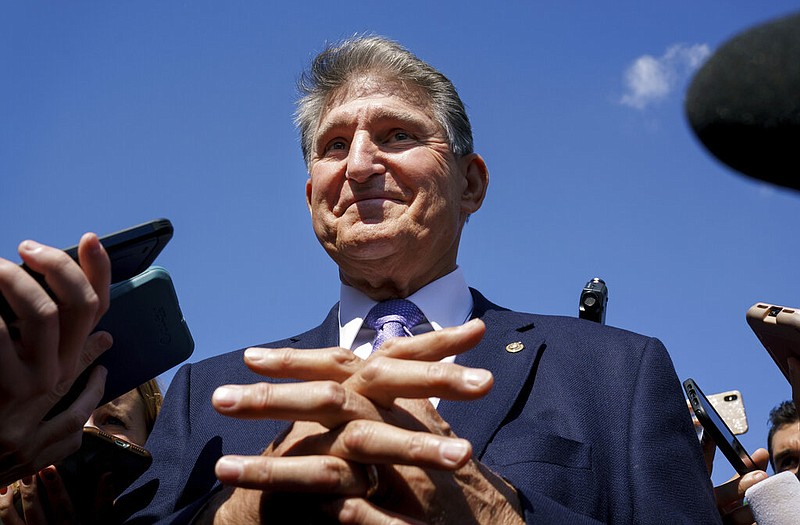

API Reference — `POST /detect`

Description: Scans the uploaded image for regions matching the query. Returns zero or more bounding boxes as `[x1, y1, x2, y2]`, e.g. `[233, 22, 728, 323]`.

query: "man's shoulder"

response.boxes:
[184, 306, 339, 376]
[475, 290, 657, 347]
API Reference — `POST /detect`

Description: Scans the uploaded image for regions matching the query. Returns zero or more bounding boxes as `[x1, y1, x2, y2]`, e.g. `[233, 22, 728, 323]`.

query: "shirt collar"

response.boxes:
[338, 267, 473, 349]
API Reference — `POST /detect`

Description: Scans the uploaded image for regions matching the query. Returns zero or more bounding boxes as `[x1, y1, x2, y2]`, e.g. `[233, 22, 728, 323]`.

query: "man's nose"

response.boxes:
[345, 132, 385, 183]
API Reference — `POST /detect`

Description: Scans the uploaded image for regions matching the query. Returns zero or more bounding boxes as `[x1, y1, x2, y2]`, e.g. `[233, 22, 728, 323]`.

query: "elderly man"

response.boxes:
[118, 36, 719, 524]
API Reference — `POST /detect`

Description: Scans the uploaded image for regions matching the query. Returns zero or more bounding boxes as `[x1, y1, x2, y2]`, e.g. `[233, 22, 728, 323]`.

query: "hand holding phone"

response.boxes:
[11, 427, 153, 523]
[0, 233, 114, 486]
[684, 378, 757, 476]
[0, 218, 172, 323]
[0, 220, 174, 486]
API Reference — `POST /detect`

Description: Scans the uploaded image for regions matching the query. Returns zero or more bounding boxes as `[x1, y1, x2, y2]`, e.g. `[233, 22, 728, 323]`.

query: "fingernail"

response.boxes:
[463, 369, 492, 387]
[213, 386, 242, 408]
[42, 467, 56, 482]
[215, 457, 243, 480]
[244, 347, 265, 364]
[97, 331, 114, 350]
[751, 471, 768, 482]
[20, 476, 33, 486]
[20, 240, 42, 254]
[440, 440, 470, 465]
[461, 319, 481, 329]
[0, 485, 8, 495]
[83, 233, 102, 252]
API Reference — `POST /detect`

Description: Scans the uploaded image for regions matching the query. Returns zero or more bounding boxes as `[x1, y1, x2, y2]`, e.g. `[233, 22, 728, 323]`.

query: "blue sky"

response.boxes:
[3, 2, 800, 484]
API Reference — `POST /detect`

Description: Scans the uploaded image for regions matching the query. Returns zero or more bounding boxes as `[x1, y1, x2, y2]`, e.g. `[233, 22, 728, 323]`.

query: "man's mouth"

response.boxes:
[335, 193, 403, 215]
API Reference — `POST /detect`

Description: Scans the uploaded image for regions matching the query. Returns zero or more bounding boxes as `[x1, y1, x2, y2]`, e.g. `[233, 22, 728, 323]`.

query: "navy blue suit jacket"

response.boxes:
[119, 290, 720, 524]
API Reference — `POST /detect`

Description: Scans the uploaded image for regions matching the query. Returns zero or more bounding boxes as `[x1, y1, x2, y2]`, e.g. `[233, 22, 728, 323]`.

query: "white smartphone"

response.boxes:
[707, 390, 748, 435]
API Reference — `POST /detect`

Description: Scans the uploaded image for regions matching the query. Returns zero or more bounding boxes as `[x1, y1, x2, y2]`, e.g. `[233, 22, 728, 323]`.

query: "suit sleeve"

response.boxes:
[624, 337, 721, 524]
[496, 333, 722, 524]
[116, 363, 219, 525]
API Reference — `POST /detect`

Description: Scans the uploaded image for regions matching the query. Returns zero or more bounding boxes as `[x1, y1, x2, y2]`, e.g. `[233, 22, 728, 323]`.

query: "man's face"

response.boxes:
[305, 76, 485, 295]
[771, 423, 800, 477]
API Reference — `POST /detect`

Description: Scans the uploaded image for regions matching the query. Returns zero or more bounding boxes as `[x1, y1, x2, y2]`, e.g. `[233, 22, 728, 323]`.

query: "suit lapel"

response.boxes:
[285, 304, 340, 349]
[439, 290, 544, 458]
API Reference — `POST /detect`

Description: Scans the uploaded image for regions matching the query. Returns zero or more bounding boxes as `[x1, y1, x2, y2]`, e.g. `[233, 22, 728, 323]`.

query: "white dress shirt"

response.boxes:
[337, 267, 474, 408]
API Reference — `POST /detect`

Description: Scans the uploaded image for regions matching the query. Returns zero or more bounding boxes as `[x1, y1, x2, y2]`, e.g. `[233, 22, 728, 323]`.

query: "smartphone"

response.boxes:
[12, 427, 152, 517]
[684, 378, 757, 476]
[0, 218, 173, 323]
[46, 265, 194, 418]
[58, 427, 153, 497]
[707, 390, 749, 435]
[746, 302, 800, 382]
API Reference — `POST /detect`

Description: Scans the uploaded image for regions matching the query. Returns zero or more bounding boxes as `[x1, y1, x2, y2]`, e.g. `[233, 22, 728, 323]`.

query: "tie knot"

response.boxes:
[364, 299, 425, 350]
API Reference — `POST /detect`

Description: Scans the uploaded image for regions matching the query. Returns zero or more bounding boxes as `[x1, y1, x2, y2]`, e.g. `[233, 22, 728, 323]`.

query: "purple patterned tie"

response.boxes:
[364, 299, 425, 351]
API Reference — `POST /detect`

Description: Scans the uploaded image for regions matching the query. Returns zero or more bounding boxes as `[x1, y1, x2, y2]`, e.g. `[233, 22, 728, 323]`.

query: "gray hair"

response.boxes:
[295, 35, 474, 168]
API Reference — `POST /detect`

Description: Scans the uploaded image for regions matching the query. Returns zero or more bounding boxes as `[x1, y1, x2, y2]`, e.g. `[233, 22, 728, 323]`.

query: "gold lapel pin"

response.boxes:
[505, 341, 524, 353]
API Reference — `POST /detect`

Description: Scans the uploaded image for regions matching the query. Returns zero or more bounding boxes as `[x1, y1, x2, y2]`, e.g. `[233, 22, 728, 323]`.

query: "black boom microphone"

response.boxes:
[685, 11, 800, 191]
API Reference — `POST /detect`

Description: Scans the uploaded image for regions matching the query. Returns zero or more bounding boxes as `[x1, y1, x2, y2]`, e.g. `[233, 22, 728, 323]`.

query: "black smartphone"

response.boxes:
[13, 427, 152, 518]
[684, 378, 757, 476]
[0, 218, 173, 323]
[58, 427, 153, 498]
[46, 266, 194, 418]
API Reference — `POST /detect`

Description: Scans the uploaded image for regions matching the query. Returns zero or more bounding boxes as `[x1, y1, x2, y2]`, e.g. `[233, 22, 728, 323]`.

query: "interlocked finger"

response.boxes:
[212, 380, 382, 428]
[215, 454, 373, 496]
[373, 318, 485, 362]
[243, 346, 363, 382]
[284, 419, 472, 470]
[345, 356, 493, 408]
[328, 497, 428, 525]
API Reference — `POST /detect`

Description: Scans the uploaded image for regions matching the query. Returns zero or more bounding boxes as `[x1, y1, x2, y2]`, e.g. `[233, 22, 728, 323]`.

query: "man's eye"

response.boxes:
[390, 131, 411, 142]
[778, 457, 799, 472]
[326, 140, 347, 152]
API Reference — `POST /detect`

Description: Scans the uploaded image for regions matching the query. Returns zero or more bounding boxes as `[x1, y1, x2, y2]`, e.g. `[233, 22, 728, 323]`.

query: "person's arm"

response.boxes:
[698, 417, 770, 523]
[0, 234, 111, 487]
[627, 338, 723, 524]
[195, 320, 525, 524]
[115, 363, 215, 525]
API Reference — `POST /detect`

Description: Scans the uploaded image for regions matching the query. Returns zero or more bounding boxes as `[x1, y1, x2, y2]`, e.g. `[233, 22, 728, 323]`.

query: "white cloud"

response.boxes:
[620, 43, 711, 110]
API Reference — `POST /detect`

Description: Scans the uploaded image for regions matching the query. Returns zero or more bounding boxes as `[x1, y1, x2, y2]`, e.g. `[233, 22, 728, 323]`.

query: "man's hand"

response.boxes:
[0, 234, 112, 486]
[714, 447, 769, 525]
[199, 320, 524, 524]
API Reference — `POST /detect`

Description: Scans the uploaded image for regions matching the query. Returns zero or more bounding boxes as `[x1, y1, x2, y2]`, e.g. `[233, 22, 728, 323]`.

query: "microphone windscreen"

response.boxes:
[745, 471, 800, 525]
[685, 11, 800, 191]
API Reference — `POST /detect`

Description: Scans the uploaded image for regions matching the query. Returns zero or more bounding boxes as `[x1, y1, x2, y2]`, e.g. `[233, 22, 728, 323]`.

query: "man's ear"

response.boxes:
[460, 153, 489, 214]
[305, 177, 313, 214]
